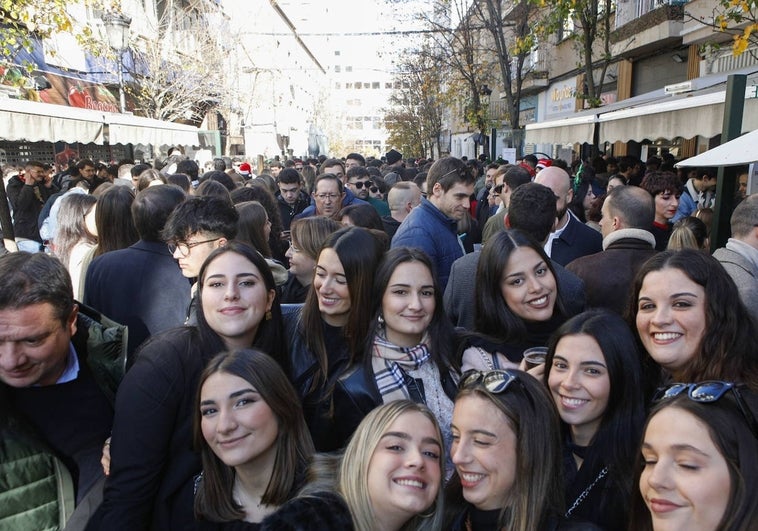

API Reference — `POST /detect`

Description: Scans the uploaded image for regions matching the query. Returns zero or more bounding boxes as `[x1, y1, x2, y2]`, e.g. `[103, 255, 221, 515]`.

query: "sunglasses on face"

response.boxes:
[654, 381, 758, 439]
[493, 184, 504, 194]
[350, 180, 372, 189]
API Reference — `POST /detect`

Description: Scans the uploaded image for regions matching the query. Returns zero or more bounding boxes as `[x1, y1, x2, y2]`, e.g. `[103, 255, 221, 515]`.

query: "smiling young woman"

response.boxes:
[327, 247, 461, 468]
[284, 226, 386, 452]
[628, 250, 758, 396]
[630, 385, 758, 531]
[544, 310, 646, 529]
[460, 229, 568, 374]
[91, 242, 286, 530]
[444, 369, 602, 531]
[262, 401, 445, 531]
[194, 349, 314, 529]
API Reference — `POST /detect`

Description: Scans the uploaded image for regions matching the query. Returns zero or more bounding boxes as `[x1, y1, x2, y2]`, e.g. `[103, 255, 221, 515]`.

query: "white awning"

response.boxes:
[0, 97, 200, 147]
[675, 129, 758, 167]
[525, 112, 597, 145]
[598, 91, 758, 143]
[106, 113, 200, 147]
[1, 97, 105, 144]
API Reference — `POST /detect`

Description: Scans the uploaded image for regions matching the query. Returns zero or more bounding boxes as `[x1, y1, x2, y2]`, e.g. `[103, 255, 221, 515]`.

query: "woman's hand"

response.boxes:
[518, 357, 546, 380]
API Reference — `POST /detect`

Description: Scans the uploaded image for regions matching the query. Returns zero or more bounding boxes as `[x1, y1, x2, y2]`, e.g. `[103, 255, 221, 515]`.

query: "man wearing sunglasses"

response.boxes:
[345, 166, 390, 216]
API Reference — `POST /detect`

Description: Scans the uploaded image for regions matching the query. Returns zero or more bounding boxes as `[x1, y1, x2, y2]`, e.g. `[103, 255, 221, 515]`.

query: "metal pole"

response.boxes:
[711, 74, 746, 251]
[118, 52, 126, 113]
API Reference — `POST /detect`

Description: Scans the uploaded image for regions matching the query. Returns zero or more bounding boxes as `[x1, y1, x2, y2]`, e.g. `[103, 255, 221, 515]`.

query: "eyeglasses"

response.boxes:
[369, 186, 379, 194]
[493, 184, 504, 194]
[654, 381, 758, 439]
[167, 238, 220, 257]
[349, 180, 372, 189]
[287, 240, 301, 253]
[314, 193, 340, 201]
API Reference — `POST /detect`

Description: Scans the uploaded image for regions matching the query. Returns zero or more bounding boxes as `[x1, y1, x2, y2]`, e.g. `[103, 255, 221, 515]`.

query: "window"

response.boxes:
[335, 82, 341, 89]
[355, 82, 362, 89]
[335, 65, 341, 73]
[334, 50, 341, 56]
[385, 82, 392, 89]
[346, 82, 353, 89]
[346, 66, 353, 72]
[372, 81, 380, 89]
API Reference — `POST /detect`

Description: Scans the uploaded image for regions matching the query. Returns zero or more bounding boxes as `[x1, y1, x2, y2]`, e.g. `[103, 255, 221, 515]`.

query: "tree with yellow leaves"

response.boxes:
[709, 0, 758, 57]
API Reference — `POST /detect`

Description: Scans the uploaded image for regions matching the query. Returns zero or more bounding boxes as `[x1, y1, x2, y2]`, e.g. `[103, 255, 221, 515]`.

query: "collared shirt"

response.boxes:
[544, 210, 573, 257]
[56, 342, 80, 384]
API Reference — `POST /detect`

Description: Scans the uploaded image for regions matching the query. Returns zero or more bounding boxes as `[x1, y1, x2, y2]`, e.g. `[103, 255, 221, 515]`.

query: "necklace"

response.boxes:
[565, 466, 608, 517]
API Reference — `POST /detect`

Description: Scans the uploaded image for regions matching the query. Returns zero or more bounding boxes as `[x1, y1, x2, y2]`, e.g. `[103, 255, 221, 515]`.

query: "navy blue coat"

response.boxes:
[84, 240, 191, 359]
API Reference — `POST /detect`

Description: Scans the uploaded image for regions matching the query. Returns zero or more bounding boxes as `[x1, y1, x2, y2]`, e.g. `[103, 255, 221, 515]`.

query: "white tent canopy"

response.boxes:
[676, 129, 758, 167]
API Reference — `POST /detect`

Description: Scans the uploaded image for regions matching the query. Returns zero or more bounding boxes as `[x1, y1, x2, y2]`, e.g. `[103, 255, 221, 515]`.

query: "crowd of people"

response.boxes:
[1, 148, 757, 531]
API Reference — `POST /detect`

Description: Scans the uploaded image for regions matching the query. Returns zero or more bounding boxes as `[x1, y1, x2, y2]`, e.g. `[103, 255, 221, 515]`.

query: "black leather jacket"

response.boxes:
[283, 305, 457, 451]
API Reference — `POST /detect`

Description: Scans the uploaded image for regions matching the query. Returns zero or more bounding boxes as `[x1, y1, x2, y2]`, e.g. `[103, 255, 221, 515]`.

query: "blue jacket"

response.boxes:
[294, 188, 368, 219]
[391, 198, 463, 290]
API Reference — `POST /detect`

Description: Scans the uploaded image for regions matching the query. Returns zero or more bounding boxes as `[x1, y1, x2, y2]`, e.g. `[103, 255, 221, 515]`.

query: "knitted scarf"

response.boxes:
[372, 332, 431, 403]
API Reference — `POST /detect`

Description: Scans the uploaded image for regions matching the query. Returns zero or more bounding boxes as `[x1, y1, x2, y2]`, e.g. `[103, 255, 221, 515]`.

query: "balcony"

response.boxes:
[612, 1, 685, 58]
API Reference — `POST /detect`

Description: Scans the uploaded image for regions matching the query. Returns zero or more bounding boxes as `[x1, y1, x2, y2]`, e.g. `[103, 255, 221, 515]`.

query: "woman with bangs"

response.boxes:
[461, 229, 568, 374]
[284, 226, 386, 451]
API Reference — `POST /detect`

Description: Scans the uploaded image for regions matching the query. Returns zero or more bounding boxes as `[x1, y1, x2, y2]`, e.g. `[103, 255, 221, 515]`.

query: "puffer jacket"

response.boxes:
[0, 304, 127, 530]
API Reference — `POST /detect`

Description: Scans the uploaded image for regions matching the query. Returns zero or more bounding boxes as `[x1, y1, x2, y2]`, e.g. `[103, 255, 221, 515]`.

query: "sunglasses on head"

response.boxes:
[459, 369, 527, 395]
[654, 381, 758, 439]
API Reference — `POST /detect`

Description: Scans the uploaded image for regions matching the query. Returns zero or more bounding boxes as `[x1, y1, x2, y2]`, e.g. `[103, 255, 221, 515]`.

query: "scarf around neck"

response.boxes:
[372, 332, 431, 403]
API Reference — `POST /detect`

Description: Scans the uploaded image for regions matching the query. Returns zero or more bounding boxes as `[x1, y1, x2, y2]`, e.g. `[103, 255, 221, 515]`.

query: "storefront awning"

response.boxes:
[1, 96, 105, 144]
[524, 112, 598, 145]
[107, 113, 200, 147]
[675, 129, 758, 167]
[0, 96, 200, 147]
[598, 91, 758, 143]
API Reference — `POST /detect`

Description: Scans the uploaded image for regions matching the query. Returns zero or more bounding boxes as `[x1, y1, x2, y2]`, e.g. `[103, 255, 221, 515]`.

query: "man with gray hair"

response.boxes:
[382, 181, 421, 238]
[566, 185, 658, 315]
[714, 194, 758, 320]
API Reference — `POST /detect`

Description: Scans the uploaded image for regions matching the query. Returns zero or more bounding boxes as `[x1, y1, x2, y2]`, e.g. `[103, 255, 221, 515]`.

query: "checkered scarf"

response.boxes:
[372, 332, 431, 403]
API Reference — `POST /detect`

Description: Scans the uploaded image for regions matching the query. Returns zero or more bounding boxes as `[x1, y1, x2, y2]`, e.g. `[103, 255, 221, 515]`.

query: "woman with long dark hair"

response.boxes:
[544, 310, 645, 529]
[630, 383, 758, 530]
[330, 247, 460, 459]
[92, 242, 286, 530]
[194, 349, 314, 528]
[461, 229, 567, 372]
[285, 226, 385, 451]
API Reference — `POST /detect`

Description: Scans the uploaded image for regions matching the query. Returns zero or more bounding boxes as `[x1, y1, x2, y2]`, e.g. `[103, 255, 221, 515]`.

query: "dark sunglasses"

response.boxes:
[493, 184, 504, 194]
[459, 369, 526, 395]
[369, 185, 379, 193]
[654, 381, 758, 439]
[350, 180, 372, 189]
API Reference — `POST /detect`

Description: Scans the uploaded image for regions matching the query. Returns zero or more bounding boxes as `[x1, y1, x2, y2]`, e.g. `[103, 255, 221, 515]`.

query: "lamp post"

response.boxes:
[102, 12, 132, 113]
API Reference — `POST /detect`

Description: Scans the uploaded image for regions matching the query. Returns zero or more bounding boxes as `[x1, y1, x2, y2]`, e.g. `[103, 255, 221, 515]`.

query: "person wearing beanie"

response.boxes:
[385, 149, 403, 169]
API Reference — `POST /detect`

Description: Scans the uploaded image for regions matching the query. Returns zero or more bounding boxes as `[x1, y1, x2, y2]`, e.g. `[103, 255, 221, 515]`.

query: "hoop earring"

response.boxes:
[418, 504, 435, 518]
[377, 314, 384, 328]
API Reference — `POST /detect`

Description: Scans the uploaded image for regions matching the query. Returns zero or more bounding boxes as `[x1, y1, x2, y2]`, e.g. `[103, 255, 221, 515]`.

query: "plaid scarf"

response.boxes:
[372, 332, 431, 403]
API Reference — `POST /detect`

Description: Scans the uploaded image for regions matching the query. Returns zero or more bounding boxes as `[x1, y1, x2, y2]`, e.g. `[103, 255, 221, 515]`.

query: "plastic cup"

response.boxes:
[523, 347, 548, 370]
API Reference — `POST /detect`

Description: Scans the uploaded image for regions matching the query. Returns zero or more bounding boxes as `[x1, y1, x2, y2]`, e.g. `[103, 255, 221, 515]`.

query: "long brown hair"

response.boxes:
[193, 349, 314, 522]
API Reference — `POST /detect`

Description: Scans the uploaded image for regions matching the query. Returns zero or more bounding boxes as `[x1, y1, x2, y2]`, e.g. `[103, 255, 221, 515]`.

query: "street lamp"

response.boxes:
[102, 12, 132, 113]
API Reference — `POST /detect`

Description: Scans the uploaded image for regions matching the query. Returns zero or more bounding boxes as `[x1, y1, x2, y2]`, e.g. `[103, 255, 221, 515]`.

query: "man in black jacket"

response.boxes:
[6, 160, 59, 252]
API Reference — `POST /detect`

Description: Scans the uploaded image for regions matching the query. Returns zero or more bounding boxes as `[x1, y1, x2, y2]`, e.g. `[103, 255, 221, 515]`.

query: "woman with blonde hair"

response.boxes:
[263, 400, 445, 531]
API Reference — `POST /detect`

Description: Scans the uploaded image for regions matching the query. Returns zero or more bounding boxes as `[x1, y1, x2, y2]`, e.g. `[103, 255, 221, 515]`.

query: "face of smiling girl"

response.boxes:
[500, 246, 557, 322]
